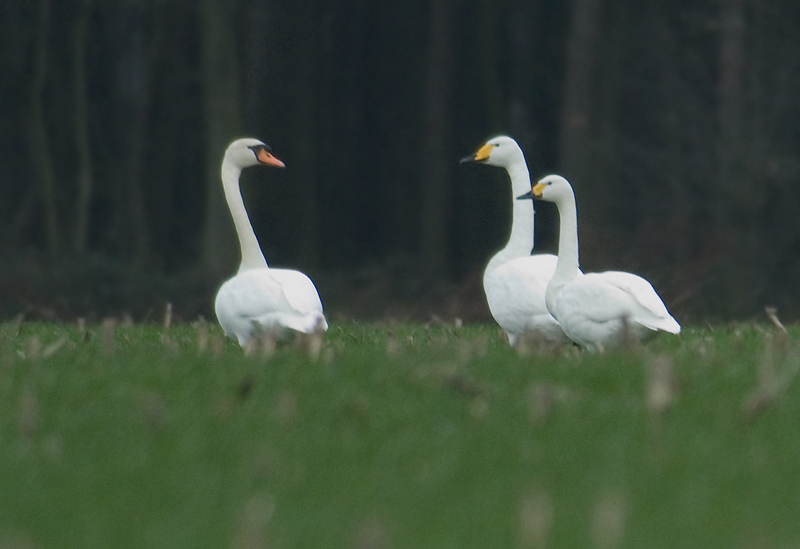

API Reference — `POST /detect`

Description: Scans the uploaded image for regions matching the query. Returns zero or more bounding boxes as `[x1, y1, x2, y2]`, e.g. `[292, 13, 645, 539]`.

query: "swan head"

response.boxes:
[224, 138, 286, 169]
[460, 135, 524, 168]
[516, 174, 573, 203]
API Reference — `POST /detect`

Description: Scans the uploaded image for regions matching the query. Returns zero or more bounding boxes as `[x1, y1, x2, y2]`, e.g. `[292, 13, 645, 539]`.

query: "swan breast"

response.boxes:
[483, 254, 567, 342]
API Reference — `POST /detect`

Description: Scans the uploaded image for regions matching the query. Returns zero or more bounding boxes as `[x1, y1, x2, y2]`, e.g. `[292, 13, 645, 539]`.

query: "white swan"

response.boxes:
[214, 138, 327, 346]
[516, 175, 680, 351]
[461, 136, 579, 346]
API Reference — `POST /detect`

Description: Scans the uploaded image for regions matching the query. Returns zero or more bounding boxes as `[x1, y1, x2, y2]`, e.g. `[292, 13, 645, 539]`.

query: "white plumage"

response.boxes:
[482, 254, 565, 345]
[214, 138, 327, 346]
[461, 136, 579, 346]
[517, 174, 680, 351]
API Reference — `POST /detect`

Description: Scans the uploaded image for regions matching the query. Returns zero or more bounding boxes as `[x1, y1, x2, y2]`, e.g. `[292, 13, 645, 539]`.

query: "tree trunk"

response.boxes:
[477, 0, 504, 130]
[28, 0, 60, 252]
[114, 1, 161, 266]
[200, 0, 243, 275]
[506, 0, 539, 145]
[240, 1, 272, 134]
[73, 0, 94, 253]
[558, 0, 604, 179]
[289, 5, 324, 270]
[420, 0, 455, 278]
[557, 0, 604, 266]
[717, 0, 747, 202]
[714, 0, 749, 311]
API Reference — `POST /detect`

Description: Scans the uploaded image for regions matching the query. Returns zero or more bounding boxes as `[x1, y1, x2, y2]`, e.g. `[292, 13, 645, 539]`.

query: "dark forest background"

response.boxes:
[2, 0, 800, 324]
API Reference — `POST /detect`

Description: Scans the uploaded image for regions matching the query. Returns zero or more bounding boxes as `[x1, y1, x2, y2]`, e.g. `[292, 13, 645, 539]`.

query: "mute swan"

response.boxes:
[516, 175, 680, 351]
[460, 136, 579, 346]
[214, 138, 327, 346]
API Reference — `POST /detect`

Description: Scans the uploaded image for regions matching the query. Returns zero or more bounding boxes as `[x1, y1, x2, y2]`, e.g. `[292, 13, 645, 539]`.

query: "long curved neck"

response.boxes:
[552, 189, 580, 283]
[486, 159, 534, 273]
[221, 158, 268, 272]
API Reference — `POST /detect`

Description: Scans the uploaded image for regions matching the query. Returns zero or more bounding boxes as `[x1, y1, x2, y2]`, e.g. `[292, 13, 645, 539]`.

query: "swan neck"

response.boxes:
[221, 158, 268, 272]
[553, 189, 580, 282]
[487, 159, 534, 273]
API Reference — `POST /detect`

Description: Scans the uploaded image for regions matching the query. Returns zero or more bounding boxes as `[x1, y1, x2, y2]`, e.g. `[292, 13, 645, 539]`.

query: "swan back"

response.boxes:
[550, 272, 680, 350]
[216, 268, 327, 346]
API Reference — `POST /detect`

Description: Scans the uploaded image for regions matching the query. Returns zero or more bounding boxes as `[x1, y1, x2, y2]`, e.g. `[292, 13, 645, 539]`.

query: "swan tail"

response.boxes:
[635, 314, 681, 335]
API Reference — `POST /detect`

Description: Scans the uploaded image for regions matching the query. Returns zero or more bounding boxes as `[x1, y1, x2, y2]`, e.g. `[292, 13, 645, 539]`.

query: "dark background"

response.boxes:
[2, 0, 799, 324]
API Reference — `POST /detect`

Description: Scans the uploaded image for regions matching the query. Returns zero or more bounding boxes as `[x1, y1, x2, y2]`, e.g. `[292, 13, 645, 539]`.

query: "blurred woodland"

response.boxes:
[2, 0, 800, 323]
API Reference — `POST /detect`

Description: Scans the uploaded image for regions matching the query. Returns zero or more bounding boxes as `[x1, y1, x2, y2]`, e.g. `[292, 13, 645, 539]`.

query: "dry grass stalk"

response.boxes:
[24, 337, 42, 359]
[353, 516, 390, 549]
[517, 489, 554, 549]
[41, 434, 63, 462]
[514, 332, 553, 357]
[647, 355, 676, 417]
[163, 302, 173, 329]
[764, 306, 788, 346]
[385, 333, 402, 356]
[101, 317, 117, 354]
[295, 324, 324, 362]
[11, 312, 25, 337]
[245, 332, 278, 358]
[591, 490, 627, 549]
[274, 391, 298, 427]
[196, 323, 209, 354]
[457, 335, 488, 361]
[740, 308, 799, 422]
[741, 338, 800, 423]
[211, 332, 226, 357]
[229, 494, 275, 549]
[526, 383, 555, 424]
[469, 396, 489, 420]
[42, 337, 68, 358]
[18, 389, 38, 439]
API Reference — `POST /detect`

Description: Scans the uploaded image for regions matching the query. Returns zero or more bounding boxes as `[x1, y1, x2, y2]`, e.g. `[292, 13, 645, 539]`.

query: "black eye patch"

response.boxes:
[247, 144, 273, 154]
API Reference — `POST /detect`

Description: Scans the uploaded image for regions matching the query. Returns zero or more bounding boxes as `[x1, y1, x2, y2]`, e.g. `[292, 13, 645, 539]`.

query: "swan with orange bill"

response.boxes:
[214, 138, 327, 346]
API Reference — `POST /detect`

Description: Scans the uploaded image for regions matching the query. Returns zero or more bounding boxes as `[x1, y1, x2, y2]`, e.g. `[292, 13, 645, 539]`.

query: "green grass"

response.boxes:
[1, 320, 799, 548]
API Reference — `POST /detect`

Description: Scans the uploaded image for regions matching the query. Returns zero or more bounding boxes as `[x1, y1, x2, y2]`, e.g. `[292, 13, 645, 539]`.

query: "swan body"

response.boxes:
[483, 254, 565, 345]
[517, 175, 680, 351]
[214, 138, 327, 346]
[461, 136, 579, 346]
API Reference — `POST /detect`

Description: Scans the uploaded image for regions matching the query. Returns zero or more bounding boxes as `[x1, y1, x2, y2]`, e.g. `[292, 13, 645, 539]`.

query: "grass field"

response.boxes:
[1, 319, 799, 548]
